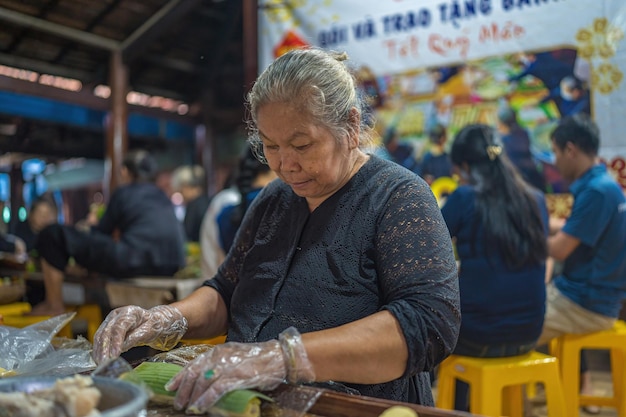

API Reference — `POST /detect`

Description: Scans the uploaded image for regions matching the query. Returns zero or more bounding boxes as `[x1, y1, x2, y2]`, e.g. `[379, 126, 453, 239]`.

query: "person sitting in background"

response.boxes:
[14, 195, 58, 305]
[15, 195, 58, 252]
[440, 124, 549, 411]
[418, 124, 452, 185]
[382, 126, 420, 173]
[537, 114, 626, 413]
[93, 47, 460, 414]
[198, 177, 238, 279]
[198, 147, 275, 279]
[216, 145, 276, 254]
[171, 165, 212, 242]
[496, 106, 546, 191]
[31, 150, 186, 316]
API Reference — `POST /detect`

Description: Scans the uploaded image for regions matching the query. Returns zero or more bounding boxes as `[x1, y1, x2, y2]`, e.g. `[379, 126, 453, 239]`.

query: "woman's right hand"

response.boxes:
[93, 305, 188, 364]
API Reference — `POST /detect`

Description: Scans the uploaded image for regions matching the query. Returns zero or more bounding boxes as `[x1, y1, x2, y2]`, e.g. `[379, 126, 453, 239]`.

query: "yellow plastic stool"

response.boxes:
[550, 320, 626, 417]
[3, 314, 73, 339]
[0, 302, 32, 316]
[66, 304, 103, 343]
[436, 351, 566, 417]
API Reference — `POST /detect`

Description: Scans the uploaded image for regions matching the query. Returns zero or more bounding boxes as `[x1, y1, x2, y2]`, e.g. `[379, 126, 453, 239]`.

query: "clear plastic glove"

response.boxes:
[93, 305, 188, 364]
[165, 327, 315, 414]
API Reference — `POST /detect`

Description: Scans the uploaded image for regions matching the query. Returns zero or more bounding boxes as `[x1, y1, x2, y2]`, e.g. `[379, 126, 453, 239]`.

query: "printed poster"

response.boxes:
[258, 0, 626, 197]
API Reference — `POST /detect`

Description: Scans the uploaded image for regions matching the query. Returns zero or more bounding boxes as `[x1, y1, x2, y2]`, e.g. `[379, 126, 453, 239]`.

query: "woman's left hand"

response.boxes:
[165, 327, 315, 414]
[166, 340, 287, 414]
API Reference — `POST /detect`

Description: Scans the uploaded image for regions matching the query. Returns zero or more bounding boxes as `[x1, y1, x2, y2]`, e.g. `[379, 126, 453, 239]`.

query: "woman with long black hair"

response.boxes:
[440, 124, 549, 411]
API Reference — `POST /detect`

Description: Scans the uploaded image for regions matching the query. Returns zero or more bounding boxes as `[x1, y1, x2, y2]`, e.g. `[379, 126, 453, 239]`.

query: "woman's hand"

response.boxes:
[165, 327, 314, 414]
[93, 305, 188, 364]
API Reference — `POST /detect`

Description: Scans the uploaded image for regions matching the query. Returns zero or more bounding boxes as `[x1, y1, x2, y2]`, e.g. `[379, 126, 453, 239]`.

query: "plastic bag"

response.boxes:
[0, 312, 96, 377]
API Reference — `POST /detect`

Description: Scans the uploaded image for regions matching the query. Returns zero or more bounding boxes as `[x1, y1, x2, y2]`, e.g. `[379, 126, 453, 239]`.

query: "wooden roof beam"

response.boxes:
[0, 6, 119, 50]
[121, 0, 203, 63]
[0, 52, 91, 81]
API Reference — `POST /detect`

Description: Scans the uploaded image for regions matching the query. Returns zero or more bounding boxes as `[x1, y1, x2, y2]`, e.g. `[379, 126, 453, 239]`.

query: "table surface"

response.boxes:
[143, 384, 480, 417]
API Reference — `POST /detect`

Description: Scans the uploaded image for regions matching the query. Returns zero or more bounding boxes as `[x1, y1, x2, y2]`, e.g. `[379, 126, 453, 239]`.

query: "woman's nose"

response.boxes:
[279, 150, 299, 171]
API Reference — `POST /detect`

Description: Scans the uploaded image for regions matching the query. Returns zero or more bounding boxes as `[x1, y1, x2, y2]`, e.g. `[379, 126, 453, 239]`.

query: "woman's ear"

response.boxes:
[347, 107, 361, 149]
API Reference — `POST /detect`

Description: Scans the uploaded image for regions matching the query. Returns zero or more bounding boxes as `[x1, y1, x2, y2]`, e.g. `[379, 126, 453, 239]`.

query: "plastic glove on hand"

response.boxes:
[165, 327, 314, 414]
[93, 305, 188, 364]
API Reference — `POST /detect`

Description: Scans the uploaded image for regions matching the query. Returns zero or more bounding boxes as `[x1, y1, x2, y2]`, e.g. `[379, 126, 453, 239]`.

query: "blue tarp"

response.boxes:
[0, 91, 194, 143]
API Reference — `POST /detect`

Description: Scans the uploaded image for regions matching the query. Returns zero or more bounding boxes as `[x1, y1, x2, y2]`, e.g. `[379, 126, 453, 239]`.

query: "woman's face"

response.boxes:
[256, 101, 359, 210]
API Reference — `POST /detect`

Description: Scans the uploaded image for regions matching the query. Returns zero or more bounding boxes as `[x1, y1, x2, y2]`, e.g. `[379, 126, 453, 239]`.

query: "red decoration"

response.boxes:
[273, 30, 309, 59]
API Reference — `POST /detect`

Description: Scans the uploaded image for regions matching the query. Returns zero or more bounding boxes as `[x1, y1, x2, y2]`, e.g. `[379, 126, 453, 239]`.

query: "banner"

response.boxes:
[259, 0, 626, 192]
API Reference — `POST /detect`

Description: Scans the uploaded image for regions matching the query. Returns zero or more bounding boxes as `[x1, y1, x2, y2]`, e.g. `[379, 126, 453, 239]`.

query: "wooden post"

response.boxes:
[104, 49, 129, 200]
[242, 0, 258, 94]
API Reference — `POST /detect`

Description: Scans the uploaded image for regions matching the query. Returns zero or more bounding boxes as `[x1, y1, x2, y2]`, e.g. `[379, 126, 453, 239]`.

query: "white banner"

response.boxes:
[259, 0, 626, 191]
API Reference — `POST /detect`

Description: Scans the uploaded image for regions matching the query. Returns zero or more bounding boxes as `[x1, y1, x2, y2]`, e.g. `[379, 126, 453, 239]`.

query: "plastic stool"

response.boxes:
[0, 302, 32, 316]
[3, 314, 73, 339]
[550, 320, 626, 417]
[0, 303, 93, 340]
[436, 351, 566, 417]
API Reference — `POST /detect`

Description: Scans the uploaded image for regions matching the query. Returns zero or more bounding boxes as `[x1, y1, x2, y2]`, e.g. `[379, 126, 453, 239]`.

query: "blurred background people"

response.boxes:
[32, 150, 186, 316]
[418, 123, 453, 185]
[440, 124, 549, 411]
[199, 145, 275, 278]
[14, 194, 58, 253]
[496, 106, 547, 191]
[216, 146, 276, 254]
[538, 115, 626, 411]
[14, 194, 59, 306]
[382, 126, 420, 173]
[171, 165, 212, 242]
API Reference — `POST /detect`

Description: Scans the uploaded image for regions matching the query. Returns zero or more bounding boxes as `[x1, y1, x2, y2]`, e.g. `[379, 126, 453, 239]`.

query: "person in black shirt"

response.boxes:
[32, 150, 186, 316]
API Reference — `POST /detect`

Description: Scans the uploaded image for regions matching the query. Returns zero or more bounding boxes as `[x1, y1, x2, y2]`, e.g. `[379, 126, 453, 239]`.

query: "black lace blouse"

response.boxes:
[204, 155, 460, 405]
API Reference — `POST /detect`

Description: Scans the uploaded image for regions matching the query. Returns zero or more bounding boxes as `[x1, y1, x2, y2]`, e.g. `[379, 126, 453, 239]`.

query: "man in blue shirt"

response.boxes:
[539, 114, 626, 409]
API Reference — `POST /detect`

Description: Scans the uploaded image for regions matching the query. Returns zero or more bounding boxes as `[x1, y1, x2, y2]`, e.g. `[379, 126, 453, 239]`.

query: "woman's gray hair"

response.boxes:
[246, 47, 373, 162]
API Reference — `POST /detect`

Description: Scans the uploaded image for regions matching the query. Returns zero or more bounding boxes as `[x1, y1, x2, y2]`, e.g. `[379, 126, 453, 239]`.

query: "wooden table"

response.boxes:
[145, 384, 481, 417]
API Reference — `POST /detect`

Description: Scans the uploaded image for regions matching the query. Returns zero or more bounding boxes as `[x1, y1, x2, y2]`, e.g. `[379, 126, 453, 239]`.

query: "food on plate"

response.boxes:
[0, 374, 101, 417]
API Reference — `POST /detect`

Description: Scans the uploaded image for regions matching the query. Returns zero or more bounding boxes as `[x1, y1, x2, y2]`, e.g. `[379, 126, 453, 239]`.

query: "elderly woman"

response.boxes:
[93, 48, 460, 414]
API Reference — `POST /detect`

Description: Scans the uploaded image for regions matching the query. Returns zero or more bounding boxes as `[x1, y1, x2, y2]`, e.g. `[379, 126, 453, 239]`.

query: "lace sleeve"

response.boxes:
[376, 179, 460, 376]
